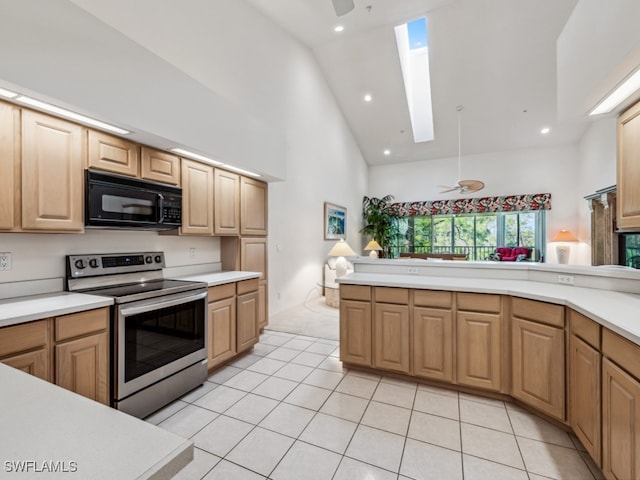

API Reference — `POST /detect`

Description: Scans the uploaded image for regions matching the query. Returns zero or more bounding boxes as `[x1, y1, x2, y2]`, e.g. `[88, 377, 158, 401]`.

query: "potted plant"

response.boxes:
[360, 195, 395, 258]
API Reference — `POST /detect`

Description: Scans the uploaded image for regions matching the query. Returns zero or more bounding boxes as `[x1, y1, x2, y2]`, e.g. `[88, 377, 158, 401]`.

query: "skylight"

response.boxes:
[394, 17, 434, 143]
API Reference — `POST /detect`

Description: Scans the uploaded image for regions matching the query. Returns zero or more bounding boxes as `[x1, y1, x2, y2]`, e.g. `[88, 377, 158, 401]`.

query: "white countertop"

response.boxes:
[0, 292, 113, 329]
[338, 272, 640, 346]
[0, 363, 192, 479]
[176, 270, 261, 286]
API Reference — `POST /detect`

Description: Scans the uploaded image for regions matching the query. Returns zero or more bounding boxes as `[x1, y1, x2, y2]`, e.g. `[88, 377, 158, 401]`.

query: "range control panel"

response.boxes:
[67, 252, 165, 278]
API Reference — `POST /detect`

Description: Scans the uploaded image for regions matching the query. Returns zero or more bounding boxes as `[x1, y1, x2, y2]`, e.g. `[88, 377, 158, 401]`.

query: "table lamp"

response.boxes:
[364, 240, 382, 258]
[328, 239, 356, 278]
[552, 230, 578, 264]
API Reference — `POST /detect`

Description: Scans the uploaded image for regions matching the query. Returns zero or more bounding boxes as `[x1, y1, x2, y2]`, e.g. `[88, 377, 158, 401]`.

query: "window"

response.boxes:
[390, 211, 546, 261]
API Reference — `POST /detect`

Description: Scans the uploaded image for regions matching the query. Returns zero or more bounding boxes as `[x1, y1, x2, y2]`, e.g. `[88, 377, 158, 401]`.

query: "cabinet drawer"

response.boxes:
[512, 297, 564, 327]
[413, 289, 452, 309]
[569, 309, 600, 349]
[603, 328, 640, 380]
[340, 284, 371, 301]
[375, 287, 409, 305]
[55, 308, 109, 342]
[457, 292, 501, 313]
[237, 278, 259, 295]
[0, 320, 49, 357]
[208, 282, 236, 302]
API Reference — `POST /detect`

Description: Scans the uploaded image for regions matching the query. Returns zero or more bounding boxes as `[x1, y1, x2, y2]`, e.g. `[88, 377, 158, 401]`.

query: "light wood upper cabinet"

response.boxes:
[180, 158, 214, 235]
[240, 176, 268, 236]
[0, 102, 18, 230]
[21, 110, 84, 232]
[214, 169, 240, 235]
[141, 147, 180, 185]
[241, 237, 267, 280]
[413, 306, 454, 382]
[88, 130, 139, 177]
[617, 100, 640, 230]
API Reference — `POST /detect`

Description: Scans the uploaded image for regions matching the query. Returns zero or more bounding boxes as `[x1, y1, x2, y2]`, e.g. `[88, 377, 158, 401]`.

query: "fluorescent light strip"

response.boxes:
[220, 164, 261, 178]
[170, 148, 223, 166]
[590, 68, 640, 115]
[0, 88, 17, 99]
[16, 96, 130, 134]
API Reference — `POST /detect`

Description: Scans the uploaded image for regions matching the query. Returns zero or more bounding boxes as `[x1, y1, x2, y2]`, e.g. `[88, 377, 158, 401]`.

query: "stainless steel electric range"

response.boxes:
[66, 252, 208, 418]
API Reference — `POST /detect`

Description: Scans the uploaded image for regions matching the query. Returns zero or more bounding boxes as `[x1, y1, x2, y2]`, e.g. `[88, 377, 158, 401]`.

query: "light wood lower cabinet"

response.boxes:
[237, 291, 259, 352]
[456, 311, 502, 391]
[0, 319, 51, 381]
[2, 348, 49, 380]
[512, 318, 565, 420]
[207, 297, 236, 368]
[373, 303, 409, 373]
[413, 307, 453, 382]
[340, 299, 372, 366]
[570, 334, 601, 465]
[602, 358, 640, 480]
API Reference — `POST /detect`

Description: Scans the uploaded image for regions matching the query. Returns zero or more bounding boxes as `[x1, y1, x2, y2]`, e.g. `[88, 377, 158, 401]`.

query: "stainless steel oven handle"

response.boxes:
[119, 290, 207, 317]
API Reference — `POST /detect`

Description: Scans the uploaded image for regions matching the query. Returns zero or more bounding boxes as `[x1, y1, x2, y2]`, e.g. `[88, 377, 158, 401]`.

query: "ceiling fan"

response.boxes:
[332, 0, 355, 16]
[439, 106, 485, 195]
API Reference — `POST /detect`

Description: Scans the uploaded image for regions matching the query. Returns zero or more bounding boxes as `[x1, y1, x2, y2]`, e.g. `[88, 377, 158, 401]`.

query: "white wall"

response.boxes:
[0, 0, 368, 315]
[368, 145, 586, 263]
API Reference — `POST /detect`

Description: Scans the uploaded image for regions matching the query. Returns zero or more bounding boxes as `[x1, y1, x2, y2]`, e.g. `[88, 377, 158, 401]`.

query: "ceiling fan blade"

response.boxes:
[439, 186, 459, 193]
[332, 0, 354, 16]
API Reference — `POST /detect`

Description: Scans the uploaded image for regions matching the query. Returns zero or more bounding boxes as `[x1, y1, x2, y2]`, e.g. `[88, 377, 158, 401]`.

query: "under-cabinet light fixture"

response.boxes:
[220, 164, 261, 178]
[590, 67, 640, 116]
[170, 148, 223, 166]
[16, 96, 130, 135]
[0, 88, 17, 99]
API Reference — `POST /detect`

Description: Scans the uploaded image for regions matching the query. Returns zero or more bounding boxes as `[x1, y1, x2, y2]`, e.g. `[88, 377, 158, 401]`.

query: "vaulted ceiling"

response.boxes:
[246, 0, 583, 166]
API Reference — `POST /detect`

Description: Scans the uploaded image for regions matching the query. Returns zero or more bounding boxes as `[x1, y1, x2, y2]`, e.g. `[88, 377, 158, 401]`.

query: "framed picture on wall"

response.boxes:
[324, 202, 346, 240]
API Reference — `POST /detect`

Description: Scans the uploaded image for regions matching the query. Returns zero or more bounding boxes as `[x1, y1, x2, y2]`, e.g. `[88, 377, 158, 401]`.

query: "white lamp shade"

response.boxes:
[328, 239, 356, 257]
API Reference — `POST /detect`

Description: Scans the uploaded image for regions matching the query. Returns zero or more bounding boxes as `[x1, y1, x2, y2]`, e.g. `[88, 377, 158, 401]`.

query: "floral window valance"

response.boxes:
[388, 193, 552, 217]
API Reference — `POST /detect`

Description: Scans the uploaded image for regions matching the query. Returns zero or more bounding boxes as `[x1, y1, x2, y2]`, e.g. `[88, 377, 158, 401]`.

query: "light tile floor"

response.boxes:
[146, 328, 605, 480]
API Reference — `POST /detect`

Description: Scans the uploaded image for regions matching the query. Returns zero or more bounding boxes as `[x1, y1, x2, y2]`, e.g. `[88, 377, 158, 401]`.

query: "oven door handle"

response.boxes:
[119, 290, 208, 317]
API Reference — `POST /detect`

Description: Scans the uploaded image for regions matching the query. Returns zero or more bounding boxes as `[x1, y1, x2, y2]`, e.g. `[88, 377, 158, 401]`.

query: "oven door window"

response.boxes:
[124, 300, 205, 382]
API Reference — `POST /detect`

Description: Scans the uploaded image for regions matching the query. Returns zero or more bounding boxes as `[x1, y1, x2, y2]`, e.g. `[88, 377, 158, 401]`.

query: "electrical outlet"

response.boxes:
[407, 267, 418, 274]
[557, 274, 574, 285]
[0, 252, 12, 271]
[189, 248, 196, 258]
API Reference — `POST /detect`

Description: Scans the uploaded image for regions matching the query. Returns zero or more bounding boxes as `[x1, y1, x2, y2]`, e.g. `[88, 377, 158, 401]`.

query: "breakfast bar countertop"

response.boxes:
[0, 362, 192, 479]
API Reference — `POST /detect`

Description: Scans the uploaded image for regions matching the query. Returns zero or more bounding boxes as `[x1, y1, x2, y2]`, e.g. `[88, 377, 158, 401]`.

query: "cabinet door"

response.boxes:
[180, 158, 214, 235]
[570, 334, 601, 465]
[617, 101, 640, 230]
[240, 176, 268, 236]
[208, 297, 236, 368]
[457, 311, 502, 391]
[257, 282, 268, 330]
[374, 303, 409, 373]
[512, 317, 565, 420]
[21, 110, 84, 232]
[0, 101, 17, 230]
[339, 300, 372, 366]
[413, 307, 453, 382]
[241, 237, 267, 281]
[214, 169, 240, 235]
[602, 358, 640, 480]
[88, 130, 139, 177]
[2, 348, 49, 381]
[55, 332, 108, 404]
[237, 291, 259, 352]
[141, 147, 180, 185]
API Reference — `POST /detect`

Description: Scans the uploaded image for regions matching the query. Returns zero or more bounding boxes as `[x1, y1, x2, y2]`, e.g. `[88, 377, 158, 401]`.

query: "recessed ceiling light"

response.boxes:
[171, 148, 223, 165]
[334, 25, 344, 33]
[541, 127, 551, 135]
[383, 149, 391, 155]
[16, 96, 130, 135]
[364, 94, 372, 102]
[0, 87, 17, 99]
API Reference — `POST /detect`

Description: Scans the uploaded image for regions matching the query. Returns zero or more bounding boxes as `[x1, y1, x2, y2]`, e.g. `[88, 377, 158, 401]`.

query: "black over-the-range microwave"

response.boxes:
[85, 169, 182, 230]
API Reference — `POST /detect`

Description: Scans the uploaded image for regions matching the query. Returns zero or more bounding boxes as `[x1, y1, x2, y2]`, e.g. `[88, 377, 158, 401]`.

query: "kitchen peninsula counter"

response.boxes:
[0, 362, 192, 479]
